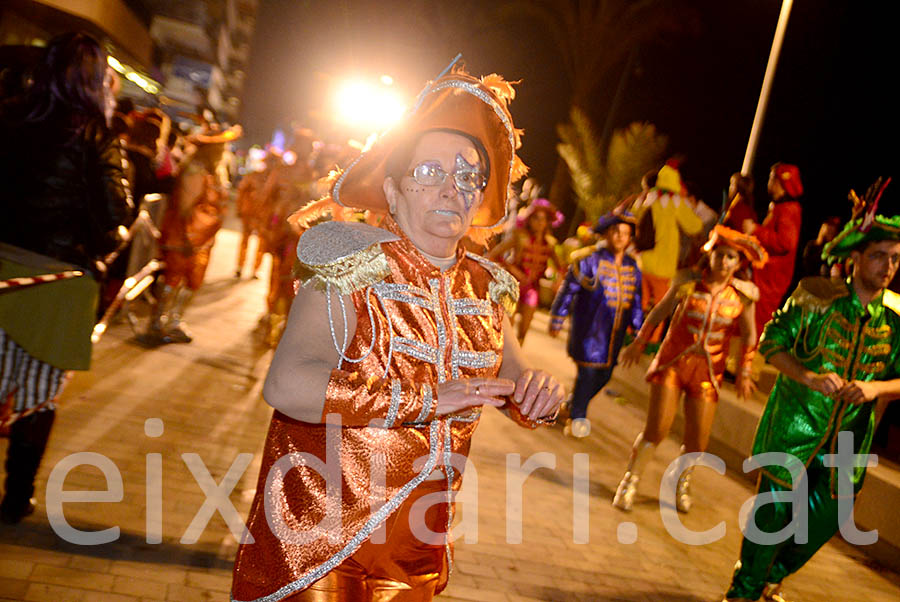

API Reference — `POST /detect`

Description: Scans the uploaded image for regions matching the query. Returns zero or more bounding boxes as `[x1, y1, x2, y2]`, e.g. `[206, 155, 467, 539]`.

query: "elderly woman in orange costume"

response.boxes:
[613, 226, 767, 514]
[231, 63, 565, 602]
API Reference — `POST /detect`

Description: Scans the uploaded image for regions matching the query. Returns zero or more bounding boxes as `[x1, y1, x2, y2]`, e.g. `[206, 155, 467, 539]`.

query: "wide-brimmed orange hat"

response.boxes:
[701, 225, 768, 269]
[331, 64, 528, 242]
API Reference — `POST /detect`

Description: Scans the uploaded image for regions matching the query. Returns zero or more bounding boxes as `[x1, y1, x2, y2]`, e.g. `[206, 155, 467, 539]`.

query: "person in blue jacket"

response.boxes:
[549, 209, 643, 437]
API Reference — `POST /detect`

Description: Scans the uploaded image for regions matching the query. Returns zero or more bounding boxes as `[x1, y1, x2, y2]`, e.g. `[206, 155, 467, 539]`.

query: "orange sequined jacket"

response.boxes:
[647, 276, 757, 393]
[232, 218, 540, 602]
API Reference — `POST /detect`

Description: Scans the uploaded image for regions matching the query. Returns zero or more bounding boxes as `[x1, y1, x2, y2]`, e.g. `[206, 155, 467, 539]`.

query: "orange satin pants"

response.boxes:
[287, 477, 450, 601]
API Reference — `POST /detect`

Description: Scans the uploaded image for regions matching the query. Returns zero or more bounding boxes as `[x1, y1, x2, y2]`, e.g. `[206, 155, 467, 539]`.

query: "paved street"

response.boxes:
[2, 224, 900, 601]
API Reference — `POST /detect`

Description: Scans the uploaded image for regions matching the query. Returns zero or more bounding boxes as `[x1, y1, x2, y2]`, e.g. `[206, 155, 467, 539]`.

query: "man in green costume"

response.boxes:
[724, 208, 900, 602]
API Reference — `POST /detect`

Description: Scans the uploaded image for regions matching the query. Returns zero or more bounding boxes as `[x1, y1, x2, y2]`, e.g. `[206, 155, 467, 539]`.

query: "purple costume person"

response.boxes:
[550, 211, 643, 424]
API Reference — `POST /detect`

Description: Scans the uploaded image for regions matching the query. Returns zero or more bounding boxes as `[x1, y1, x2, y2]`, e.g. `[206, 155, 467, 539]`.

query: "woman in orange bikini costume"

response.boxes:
[613, 225, 767, 513]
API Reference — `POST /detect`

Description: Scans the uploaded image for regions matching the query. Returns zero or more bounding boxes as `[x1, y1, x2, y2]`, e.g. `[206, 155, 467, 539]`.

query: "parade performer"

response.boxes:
[257, 131, 317, 346]
[632, 161, 705, 343]
[615, 226, 767, 512]
[0, 33, 133, 523]
[742, 163, 803, 329]
[487, 197, 563, 344]
[549, 210, 643, 438]
[230, 64, 565, 602]
[723, 182, 900, 602]
[150, 125, 241, 343]
[556, 221, 596, 272]
[800, 216, 841, 279]
[234, 149, 275, 279]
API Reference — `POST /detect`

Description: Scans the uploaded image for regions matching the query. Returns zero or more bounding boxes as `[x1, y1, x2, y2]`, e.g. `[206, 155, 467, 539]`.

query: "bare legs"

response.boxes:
[642, 383, 717, 450]
[682, 393, 718, 453]
[236, 226, 264, 278]
[614, 382, 719, 512]
[515, 304, 537, 345]
[642, 383, 681, 445]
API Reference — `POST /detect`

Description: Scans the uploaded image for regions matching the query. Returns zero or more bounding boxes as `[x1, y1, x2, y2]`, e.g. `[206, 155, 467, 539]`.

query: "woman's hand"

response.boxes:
[511, 369, 565, 421]
[436, 377, 515, 416]
[736, 370, 756, 399]
[619, 340, 645, 367]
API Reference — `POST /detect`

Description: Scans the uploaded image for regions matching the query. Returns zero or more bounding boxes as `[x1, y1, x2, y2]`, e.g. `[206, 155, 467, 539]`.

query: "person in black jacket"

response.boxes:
[0, 32, 133, 523]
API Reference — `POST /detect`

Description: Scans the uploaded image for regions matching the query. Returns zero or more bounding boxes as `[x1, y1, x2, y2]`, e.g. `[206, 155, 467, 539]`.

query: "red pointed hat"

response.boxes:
[331, 65, 528, 242]
[772, 163, 803, 198]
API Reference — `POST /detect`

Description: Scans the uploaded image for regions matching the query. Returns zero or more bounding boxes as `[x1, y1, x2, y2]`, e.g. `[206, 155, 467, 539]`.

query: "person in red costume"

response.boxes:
[742, 163, 803, 330]
[722, 172, 757, 232]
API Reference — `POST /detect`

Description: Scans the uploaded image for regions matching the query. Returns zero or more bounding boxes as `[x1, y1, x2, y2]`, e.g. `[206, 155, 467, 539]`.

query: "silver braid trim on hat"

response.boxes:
[332, 150, 367, 209]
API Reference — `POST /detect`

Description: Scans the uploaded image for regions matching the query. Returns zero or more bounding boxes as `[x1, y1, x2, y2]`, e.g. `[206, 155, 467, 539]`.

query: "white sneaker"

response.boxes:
[612, 473, 639, 511]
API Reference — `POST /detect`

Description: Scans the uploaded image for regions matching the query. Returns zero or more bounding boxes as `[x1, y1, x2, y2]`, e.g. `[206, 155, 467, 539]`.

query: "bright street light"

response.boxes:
[333, 77, 406, 132]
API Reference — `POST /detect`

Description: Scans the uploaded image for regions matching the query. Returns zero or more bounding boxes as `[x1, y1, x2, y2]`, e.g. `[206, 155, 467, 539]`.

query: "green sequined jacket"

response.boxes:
[754, 277, 900, 496]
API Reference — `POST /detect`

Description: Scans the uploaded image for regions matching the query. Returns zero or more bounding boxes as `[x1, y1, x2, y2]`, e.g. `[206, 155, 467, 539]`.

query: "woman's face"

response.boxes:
[384, 131, 486, 254]
[709, 244, 742, 278]
[528, 210, 549, 235]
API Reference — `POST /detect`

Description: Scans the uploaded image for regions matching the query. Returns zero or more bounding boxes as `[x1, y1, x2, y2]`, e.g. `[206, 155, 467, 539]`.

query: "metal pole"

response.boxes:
[741, 0, 794, 176]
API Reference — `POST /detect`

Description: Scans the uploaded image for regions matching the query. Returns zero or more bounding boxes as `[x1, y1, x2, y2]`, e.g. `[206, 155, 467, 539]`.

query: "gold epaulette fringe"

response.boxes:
[466, 253, 519, 316]
[883, 289, 900, 316]
[297, 246, 391, 294]
[789, 277, 849, 313]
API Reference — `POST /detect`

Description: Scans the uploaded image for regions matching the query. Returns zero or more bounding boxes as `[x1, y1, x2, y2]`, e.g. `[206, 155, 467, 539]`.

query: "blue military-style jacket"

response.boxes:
[550, 247, 643, 367]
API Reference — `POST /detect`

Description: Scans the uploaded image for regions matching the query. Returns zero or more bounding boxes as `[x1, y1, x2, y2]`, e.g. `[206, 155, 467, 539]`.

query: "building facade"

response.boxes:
[0, 0, 258, 125]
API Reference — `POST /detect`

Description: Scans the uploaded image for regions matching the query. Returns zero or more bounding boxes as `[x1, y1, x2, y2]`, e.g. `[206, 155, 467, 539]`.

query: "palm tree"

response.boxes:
[557, 107, 668, 222]
[496, 0, 694, 217]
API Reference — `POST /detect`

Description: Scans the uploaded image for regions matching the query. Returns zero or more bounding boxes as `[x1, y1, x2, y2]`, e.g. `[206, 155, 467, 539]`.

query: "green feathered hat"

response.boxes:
[823, 177, 899, 263]
[823, 215, 900, 262]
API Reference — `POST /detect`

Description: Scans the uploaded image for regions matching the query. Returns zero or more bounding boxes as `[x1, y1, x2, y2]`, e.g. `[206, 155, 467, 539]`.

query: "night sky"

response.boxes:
[239, 0, 899, 244]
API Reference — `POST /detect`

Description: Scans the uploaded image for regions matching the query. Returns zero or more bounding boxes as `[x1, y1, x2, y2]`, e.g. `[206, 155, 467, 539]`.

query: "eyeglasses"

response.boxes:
[406, 156, 487, 193]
